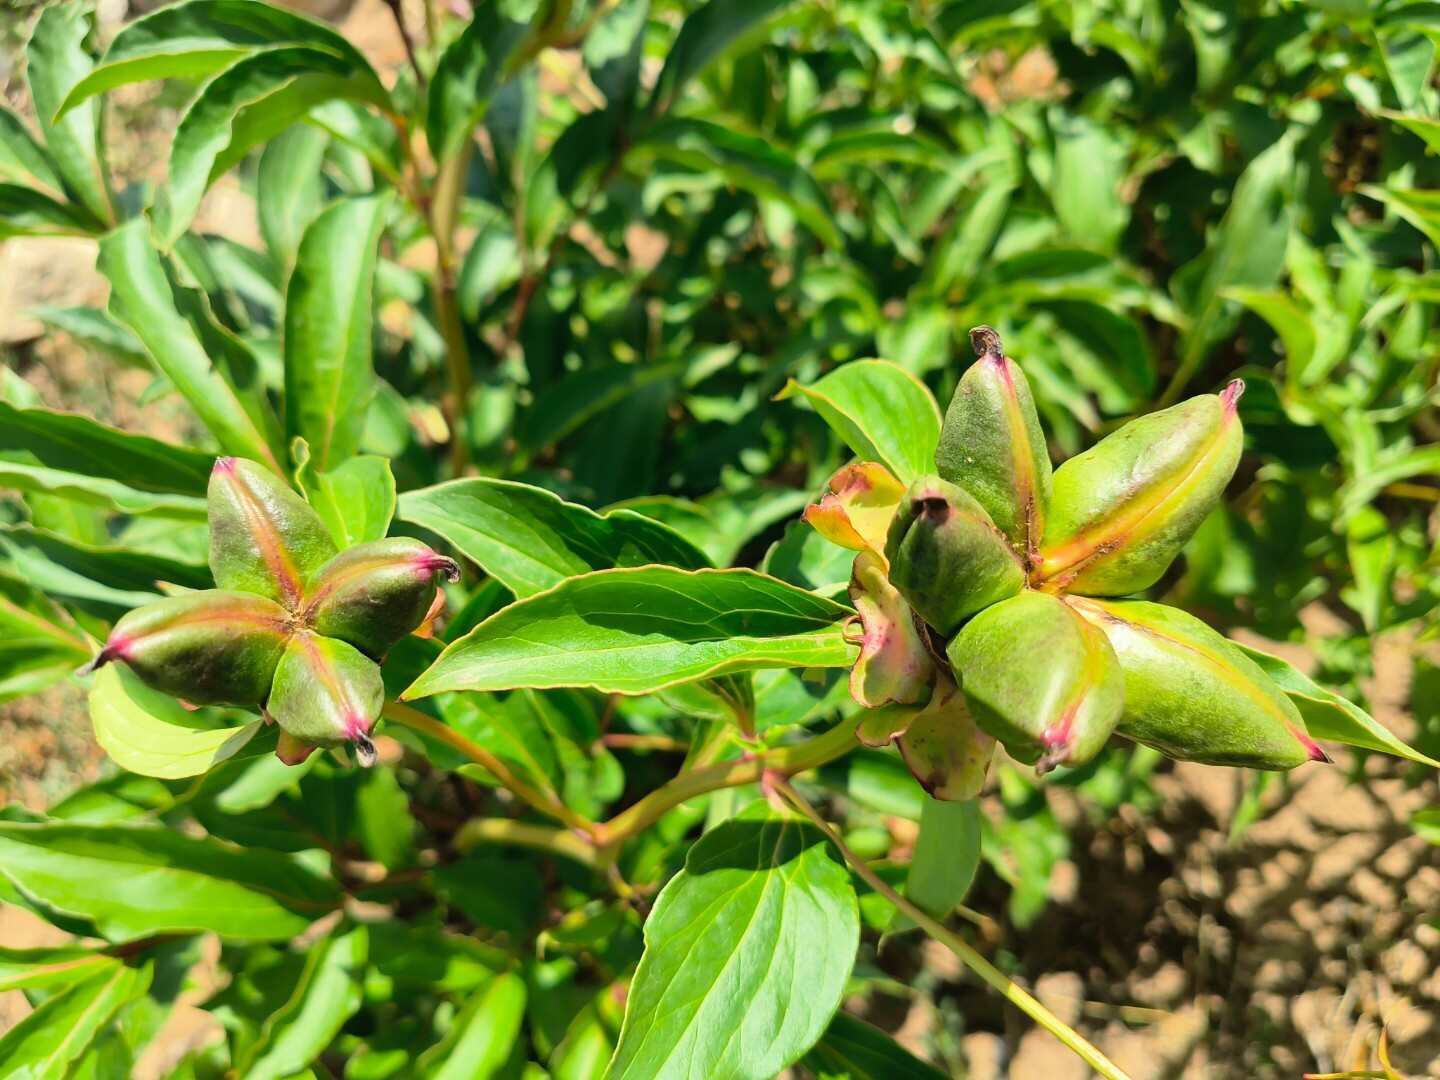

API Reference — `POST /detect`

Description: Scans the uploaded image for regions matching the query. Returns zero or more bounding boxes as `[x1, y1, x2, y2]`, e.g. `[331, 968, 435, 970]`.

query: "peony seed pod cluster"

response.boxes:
[810, 327, 1328, 798]
[84, 458, 457, 766]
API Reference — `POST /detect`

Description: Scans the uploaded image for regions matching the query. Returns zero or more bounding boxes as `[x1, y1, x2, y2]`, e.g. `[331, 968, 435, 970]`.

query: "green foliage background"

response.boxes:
[0, 0, 1438, 1076]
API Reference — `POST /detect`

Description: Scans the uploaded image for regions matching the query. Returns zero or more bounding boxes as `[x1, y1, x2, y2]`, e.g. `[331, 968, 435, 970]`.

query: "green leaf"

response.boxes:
[802, 1011, 950, 1080]
[59, 0, 380, 113]
[237, 927, 367, 1080]
[1359, 184, 1440, 249]
[0, 461, 206, 520]
[1049, 110, 1128, 252]
[1376, 108, 1440, 155]
[0, 821, 340, 942]
[608, 803, 859, 1080]
[88, 664, 261, 780]
[1236, 644, 1439, 768]
[283, 193, 390, 471]
[28, 306, 149, 367]
[1413, 808, 1440, 845]
[777, 360, 941, 483]
[517, 361, 683, 452]
[0, 402, 213, 495]
[257, 122, 329, 271]
[397, 477, 710, 598]
[648, 0, 793, 115]
[0, 946, 119, 994]
[163, 47, 388, 243]
[99, 220, 285, 472]
[0, 106, 65, 192]
[0, 962, 151, 1080]
[903, 795, 981, 922]
[630, 118, 840, 248]
[1166, 135, 1294, 403]
[27, 4, 112, 224]
[405, 566, 857, 699]
[417, 971, 527, 1079]
[0, 183, 99, 238]
[426, 7, 533, 163]
[1222, 287, 1317, 387]
[0, 524, 210, 609]
[0, 574, 91, 704]
[294, 447, 396, 547]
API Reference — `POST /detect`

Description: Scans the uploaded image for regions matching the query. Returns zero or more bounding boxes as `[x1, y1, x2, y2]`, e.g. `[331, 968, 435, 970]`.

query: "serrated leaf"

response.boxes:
[778, 360, 942, 483]
[0, 821, 340, 942]
[608, 803, 858, 1080]
[404, 567, 857, 699]
[89, 664, 261, 779]
[1236, 644, 1438, 768]
[398, 477, 710, 598]
[283, 193, 390, 471]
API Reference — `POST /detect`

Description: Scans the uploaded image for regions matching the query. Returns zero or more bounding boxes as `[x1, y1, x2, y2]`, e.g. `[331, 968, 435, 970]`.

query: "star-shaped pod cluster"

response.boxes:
[86, 458, 457, 766]
[808, 328, 1328, 798]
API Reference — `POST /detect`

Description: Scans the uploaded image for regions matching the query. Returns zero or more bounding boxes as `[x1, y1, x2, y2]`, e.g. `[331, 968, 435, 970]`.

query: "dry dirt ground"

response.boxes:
[2, 2, 1438, 1078]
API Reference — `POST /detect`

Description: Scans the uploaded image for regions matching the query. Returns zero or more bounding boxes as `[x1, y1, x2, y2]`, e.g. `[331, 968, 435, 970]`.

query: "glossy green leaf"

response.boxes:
[0, 573, 91, 703]
[397, 477, 710, 598]
[778, 360, 942, 483]
[631, 117, 840, 248]
[648, 0, 792, 114]
[0, 461, 206, 520]
[27, 306, 149, 367]
[238, 927, 367, 1080]
[905, 796, 981, 921]
[426, 6, 532, 163]
[294, 447, 396, 548]
[59, 0, 379, 113]
[802, 1011, 950, 1080]
[1236, 644, 1438, 768]
[283, 193, 389, 470]
[417, 972, 526, 1080]
[0, 962, 150, 1080]
[0, 183, 99, 238]
[163, 47, 388, 243]
[88, 664, 262, 779]
[608, 803, 859, 1080]
[26, 4, 112, 224]
[0, 821, 339, 941]
[0, 945, 118, 994]
[404, 567, 857, 698]
[99, 221, 284, 473]
[0, 106, 64, 192]
[0, 524, 210, 609]
[257, 122, 329, 270]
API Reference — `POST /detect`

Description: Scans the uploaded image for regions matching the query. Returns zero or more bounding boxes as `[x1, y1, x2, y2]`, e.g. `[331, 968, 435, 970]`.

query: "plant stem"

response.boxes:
[382, 0, 428, 91]
[455, 817, 600, 869]
[382, 700, 596, 837]
[430, 142, 474, 474]
[600, 733, 689, 752]
[772, 777, 1136, 1080]
[594, 717, 859, 847]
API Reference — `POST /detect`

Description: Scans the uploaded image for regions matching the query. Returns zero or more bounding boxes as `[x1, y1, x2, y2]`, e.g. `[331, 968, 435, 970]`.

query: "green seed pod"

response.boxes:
[267, 630, 385, 767]
[1069, 597, 1327, 769]
[884, 475, 1025, 636]
[84, 590, 290, 706]
[934, 327, 1053, 557]
[1035, 381, 1245, 596]
[897, 676, 996, 801]
[305, 538, 460, 660]
[949, 591, 1122, 772]
[208, 457, 338, 609]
